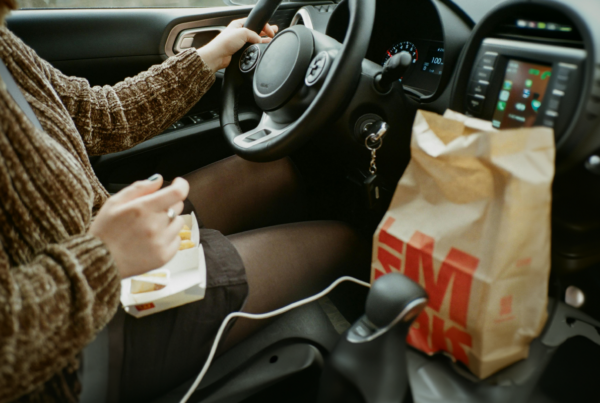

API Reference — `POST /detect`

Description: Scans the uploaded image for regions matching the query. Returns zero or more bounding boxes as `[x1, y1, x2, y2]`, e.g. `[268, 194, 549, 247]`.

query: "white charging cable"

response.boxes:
[179, 276, 371, 403]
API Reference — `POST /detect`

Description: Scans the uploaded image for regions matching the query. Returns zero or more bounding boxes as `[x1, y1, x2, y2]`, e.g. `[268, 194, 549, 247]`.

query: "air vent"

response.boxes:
[291, 8, 314, 30]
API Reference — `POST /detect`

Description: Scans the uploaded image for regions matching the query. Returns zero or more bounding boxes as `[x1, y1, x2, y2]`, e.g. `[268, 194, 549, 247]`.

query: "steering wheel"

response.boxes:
[220, 0, 375, 162]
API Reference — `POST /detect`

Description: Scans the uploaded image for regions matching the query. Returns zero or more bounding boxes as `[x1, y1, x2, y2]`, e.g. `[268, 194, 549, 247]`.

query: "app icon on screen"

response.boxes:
[497, 101, 507, 111]
[500, 90, 510, 102]
[503, 80, 513, 90]
[523, 89, 531, 98]
[532, 99, 542, 112]
[516, 103, 526, 111]
[493, 120, 501, 128]
[541, 71, 552, 80]
[525, 79, 533, 88]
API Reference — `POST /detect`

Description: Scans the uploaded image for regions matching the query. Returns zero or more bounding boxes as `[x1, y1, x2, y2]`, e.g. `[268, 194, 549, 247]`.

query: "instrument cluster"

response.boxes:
[380, 39, 445, 97]
[326, 0, 450, 98]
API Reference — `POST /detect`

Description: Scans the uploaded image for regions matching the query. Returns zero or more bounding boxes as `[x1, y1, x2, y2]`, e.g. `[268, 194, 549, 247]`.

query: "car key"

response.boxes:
[364, 122, 388, 209]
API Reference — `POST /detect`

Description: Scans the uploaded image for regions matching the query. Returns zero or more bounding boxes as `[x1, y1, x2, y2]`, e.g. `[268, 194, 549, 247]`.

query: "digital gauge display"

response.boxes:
[382, 41, 419, 66]
[422, 46, 444, 75]
[380, 39, 445, 96]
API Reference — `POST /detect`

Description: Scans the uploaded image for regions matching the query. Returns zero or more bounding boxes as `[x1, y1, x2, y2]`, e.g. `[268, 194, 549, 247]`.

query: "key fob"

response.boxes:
[364, 173, 381, 210]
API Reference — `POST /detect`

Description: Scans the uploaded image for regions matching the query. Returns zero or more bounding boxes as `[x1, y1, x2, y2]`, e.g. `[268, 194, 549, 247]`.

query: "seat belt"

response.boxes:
[0, 58, 44, 131]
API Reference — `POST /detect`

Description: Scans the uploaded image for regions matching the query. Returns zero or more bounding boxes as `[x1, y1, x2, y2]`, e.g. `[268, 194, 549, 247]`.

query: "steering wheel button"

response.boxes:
[239, 45, 261, 73]
[305, 51, 330, 87]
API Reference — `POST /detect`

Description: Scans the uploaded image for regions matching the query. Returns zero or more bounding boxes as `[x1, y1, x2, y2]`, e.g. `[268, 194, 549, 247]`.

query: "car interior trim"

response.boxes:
[233, 113, 289, 149]
[173, 26, 226, 55]
[290, 8, 314, 30]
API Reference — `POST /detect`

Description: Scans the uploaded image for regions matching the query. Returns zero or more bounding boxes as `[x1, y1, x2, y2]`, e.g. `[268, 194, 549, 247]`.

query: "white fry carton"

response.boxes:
[120, 212, 207, 318]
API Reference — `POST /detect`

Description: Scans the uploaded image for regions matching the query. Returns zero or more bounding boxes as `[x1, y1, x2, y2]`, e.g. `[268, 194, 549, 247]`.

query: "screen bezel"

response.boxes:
[469, 38, 586, 140]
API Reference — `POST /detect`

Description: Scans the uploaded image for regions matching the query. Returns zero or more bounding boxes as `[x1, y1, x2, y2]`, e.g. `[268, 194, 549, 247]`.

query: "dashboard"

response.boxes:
[323, 0, 600, 289]
[328, 0, 447, 99]
[365, 0, 445, 98]
[452, 6, 588, 141]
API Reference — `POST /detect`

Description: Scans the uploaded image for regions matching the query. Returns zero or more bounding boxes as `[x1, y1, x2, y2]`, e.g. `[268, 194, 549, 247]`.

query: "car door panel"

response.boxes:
[94, 110, 261, 192]
[5, 3, 335, 189]
[6, 5, 315, 85]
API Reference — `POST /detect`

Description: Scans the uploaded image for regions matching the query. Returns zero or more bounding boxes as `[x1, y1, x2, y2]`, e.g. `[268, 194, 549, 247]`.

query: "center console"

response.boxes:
[465, 38, 586, 141]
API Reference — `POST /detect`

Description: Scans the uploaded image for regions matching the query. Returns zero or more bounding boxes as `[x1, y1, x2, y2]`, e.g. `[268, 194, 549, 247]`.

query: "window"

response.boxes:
[17, 0, 252, 9]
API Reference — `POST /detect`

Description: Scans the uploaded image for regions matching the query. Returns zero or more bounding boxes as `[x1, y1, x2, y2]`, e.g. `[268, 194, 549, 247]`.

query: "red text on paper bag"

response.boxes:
[374, 217, 479, 365]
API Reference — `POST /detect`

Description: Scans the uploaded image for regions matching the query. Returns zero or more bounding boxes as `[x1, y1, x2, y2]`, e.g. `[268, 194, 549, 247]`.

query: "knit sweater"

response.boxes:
[0, 25, 215, 402]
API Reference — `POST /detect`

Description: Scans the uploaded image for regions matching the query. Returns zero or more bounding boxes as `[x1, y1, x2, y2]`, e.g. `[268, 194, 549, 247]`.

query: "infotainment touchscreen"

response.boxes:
[491, 60, 552, 129]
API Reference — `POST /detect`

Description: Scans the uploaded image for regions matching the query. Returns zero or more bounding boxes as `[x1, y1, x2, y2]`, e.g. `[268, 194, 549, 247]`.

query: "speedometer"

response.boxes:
[382, 41, 419, 66]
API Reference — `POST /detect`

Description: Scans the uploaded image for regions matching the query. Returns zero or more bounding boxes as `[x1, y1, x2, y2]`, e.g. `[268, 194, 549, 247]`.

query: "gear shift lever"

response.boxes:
[316, 273, 428, 403]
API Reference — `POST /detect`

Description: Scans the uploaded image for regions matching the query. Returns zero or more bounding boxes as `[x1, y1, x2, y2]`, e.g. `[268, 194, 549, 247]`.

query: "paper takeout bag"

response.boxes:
[371, 110, 555, 378]
[120, 212, 207, 318]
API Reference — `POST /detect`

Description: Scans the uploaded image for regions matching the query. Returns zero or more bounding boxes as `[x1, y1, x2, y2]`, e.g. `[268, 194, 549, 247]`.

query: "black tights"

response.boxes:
[115, 156, 371, 402]
[183, 156, 371, 350]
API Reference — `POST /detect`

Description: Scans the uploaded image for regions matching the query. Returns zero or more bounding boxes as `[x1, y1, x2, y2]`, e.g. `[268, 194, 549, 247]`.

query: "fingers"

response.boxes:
[229, 18, 246, 28]
[170, 200, 185, 217]
[243, 28, 263, 45]
[260, 23, 277, 38]
[161, 216, 186, 263]
[139, 177, 190, 212]
[112, 174, 163, 204]
[164, 214, 185, 241]
[164, 231, 183, 263]
[229, 18, 277, 37]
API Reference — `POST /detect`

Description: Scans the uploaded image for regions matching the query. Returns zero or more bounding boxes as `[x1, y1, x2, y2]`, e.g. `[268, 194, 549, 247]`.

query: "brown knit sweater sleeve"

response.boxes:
[0, 235, 120, 402]
[36, 48, 216, 156]
[0, 79, 121, 401]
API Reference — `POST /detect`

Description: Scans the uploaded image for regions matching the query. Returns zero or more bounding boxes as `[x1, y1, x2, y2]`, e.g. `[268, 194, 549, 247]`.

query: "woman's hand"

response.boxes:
[197, 18, 278, 73]
[89, 175, 190, 279]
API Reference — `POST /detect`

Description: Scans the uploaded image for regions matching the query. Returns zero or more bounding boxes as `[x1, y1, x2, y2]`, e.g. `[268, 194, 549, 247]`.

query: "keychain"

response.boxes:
[363, 122, 388, 209]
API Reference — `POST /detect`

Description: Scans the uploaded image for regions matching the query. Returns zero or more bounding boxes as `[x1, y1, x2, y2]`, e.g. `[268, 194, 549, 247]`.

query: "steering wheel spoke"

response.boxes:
[233, 113, 289, 149]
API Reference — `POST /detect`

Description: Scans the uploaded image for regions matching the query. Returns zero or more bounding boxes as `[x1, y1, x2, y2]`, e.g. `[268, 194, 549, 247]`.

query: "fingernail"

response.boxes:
[148, 174, 160, 181]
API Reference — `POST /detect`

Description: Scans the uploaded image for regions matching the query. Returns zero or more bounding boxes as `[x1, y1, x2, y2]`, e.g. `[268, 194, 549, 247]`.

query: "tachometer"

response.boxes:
[382, 41, 419, 66]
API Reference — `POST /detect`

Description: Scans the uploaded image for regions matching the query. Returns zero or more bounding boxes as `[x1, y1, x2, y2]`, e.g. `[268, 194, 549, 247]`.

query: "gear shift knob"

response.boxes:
[316, 273, 428, 403]
[366, 272, 428, 329]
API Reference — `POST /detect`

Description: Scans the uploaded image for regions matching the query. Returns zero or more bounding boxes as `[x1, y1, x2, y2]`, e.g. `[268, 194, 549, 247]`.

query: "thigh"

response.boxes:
[183, 156, 307, 235]
[117, 229, 248, 403]
[221, 221, 371, 350]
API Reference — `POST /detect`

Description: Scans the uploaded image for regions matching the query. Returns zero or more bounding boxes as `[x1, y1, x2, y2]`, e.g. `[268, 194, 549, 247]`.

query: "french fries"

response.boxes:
[179, 240, 194, 250]
[177, 221, 195, 249]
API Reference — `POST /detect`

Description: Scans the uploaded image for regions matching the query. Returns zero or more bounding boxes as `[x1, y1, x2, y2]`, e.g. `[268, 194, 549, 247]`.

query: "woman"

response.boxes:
[0, 0, 370, 402]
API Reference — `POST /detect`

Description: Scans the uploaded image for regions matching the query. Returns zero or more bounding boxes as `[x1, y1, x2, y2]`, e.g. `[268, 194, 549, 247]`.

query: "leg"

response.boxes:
[183, 156, 307, 235]
[116, 222, 369, 401]
[221, 221, 371, 350]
